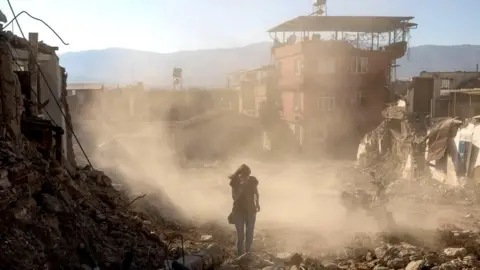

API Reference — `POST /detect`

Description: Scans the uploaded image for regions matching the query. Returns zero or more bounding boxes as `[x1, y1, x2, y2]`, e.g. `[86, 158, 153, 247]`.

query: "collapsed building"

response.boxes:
[357, 95, 480, 188]
[0, 28, 230, 269]
[425, 117, 480, 187]
[356, 100, 428, 182]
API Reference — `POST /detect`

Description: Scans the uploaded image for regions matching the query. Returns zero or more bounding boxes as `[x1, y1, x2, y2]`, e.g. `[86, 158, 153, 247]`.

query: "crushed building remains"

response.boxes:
[356, 100, 428, 182]
[358, 94, 480, 189]
[0, 27, 231, 269]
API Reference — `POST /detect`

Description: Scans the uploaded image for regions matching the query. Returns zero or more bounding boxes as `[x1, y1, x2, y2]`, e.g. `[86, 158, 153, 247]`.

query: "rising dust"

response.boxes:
[74, 97, 470, 256]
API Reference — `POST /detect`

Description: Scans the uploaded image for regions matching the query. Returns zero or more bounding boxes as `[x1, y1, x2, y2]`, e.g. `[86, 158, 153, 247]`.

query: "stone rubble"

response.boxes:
[6, 126, 480, 270]
[0, 139, 229, 270]
[216, 226, 480, 269]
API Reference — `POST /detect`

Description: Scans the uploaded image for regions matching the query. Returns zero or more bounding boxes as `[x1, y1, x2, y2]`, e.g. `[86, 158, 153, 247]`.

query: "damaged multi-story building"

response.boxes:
[0, 30, 75, 169]
[238, 11, 417, 157]
[405, 71, 480, 121]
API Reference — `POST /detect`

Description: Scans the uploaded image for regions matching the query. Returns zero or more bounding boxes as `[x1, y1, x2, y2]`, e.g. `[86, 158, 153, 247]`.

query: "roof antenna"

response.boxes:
[312, 0, 327, 16]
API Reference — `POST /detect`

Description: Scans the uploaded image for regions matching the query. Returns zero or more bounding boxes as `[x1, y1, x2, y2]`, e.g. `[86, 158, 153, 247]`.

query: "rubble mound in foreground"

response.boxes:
[0, 140, 172, 270]
[220, 226, 480, 270]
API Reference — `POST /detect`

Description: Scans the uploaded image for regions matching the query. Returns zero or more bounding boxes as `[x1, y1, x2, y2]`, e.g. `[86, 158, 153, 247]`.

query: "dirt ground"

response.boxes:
[71, 121, 480, 268]
[145, 158, 480, 252]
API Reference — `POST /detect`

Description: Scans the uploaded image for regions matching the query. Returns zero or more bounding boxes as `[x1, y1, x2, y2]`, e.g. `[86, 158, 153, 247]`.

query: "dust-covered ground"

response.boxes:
[77, 130, 480, 257]
[71, 106, 480, 268]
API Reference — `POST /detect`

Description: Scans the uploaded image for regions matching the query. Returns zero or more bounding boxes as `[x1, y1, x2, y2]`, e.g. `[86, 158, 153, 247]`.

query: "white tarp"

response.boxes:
[427, 120, 480, 186]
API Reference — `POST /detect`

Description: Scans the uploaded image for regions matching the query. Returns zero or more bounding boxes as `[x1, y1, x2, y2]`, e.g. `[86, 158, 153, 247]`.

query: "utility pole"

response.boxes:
[28, 32, 39, 116]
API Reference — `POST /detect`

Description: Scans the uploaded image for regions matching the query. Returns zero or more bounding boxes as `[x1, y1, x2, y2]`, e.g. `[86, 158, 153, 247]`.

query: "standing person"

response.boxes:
[228, 164, 260, 256]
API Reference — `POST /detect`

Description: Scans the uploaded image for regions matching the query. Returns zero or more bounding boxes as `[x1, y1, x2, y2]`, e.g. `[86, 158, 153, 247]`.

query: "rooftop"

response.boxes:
[2, 31, 58, 55]
[440, 88, 480, 96]
[420, 71, 480, 75]
[268, 16, 416, 33]
[67, 83, 105, 91]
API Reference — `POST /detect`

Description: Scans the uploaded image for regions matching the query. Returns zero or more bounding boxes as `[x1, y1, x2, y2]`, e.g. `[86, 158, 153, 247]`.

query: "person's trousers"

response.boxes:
[234, 213, 256, 256]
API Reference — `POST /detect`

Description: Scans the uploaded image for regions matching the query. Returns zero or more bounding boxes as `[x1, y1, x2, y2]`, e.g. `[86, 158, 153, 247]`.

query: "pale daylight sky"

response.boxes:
[0, 0, 477, 53]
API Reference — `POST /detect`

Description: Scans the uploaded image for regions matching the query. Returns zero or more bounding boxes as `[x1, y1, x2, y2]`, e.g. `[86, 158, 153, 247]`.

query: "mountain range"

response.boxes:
[59, 43, 480, 88]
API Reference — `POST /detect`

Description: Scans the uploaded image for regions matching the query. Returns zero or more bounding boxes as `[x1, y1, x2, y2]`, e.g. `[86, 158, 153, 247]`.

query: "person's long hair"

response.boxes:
[229, 164, 251, 180]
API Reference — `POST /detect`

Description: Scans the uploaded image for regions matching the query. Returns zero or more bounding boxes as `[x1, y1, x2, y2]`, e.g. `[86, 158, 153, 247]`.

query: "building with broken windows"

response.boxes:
[235, 66, 278, 117]
[419, 71, 480, 99]
[237, 15, 417, 157]
[407, 71, 480, 118]
[0, 30, 75, 168]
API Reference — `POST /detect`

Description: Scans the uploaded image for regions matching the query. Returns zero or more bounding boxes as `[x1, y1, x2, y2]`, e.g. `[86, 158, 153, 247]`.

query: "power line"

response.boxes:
[6, 0, 93, 168]
[2, 10, 69, 45]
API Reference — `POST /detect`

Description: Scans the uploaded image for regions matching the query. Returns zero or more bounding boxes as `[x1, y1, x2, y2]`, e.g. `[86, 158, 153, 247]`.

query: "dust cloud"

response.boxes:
[72, 95, 465, 254]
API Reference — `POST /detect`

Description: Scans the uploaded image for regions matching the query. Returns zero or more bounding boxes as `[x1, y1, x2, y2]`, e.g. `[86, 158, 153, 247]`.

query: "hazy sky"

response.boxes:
[0, 0, 477, 53]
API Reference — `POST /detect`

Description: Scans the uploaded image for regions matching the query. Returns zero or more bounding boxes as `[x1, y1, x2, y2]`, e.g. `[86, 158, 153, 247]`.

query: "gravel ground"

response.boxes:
[73, 131, 480, 269]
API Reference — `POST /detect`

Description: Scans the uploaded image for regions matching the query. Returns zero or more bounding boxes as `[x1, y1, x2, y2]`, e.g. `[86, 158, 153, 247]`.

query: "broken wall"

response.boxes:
[427, 121, 480, 187]
[419, 71, 480, 99]
[60, 67, 75, 169]
[0, 34, 23, 140]
[356, 106, 428, 181]
[38, 54, 66, 158]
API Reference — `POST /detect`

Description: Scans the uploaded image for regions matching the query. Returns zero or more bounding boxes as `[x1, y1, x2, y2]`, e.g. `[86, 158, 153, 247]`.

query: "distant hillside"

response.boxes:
[59, 43, 272, 88]
[396, 45, 480, 79]
[59, 43, 480, 87]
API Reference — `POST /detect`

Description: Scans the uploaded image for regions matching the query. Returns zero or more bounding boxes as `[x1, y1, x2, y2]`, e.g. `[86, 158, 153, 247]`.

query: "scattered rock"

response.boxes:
[406, 260, 425, 270]
[387, 257, 407, 269]
[40, 193, 63, 213]
[231, 253, 274, 268]
[0, 169, 11, 189]
[443, 247, 467, 258]
[374, 246, 388, 260]
[200, 234, 213, 242]
[0, 140, 175, 269]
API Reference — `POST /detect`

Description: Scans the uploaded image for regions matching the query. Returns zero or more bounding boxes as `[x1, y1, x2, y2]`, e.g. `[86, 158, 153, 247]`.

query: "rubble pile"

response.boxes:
[219, 227, 480, 270]
[357, 104, 429, 184]
[387, 175, 477, 205]
[0, 139, 174, 269]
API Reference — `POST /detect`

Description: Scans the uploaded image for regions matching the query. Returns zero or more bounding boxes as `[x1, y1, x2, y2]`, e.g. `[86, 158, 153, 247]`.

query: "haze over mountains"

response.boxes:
[59, 43, 480, 88]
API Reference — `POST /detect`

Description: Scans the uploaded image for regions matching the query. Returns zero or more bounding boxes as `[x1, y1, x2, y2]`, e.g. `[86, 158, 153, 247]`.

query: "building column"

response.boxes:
[39, 54, 67, 162]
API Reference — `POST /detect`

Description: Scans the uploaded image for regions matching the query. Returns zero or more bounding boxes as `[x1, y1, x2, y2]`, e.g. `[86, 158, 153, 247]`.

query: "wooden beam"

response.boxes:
[28, 32, 39, 115]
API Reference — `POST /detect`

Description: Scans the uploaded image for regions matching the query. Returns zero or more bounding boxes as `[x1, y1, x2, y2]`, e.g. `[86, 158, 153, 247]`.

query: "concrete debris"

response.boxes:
[5, 28, 480, 270]
[211, 224, 480, 269]
[164, 244, 225, 270]
[229, 252, 275, 268]
[0, 140, 180, 269]
[357, 103, 430, 184]
[442, 247, 467, 258]
[200, 234, 213, 242]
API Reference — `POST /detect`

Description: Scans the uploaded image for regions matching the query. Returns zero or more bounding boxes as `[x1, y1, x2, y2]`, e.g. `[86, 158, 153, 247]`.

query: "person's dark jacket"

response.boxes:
[230, 176, 259, 218]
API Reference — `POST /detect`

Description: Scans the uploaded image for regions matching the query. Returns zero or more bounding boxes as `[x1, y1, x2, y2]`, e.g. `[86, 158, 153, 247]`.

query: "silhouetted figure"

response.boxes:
[228, 164, 260, 256]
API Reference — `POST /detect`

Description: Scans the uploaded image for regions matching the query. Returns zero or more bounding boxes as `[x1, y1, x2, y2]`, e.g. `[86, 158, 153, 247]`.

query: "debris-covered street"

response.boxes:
[7, 133, 480, 270]
[3, 0, 480, 269]
[173, 160, 480, 270]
